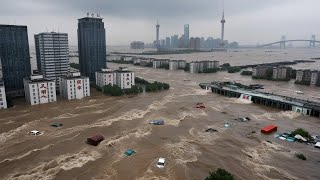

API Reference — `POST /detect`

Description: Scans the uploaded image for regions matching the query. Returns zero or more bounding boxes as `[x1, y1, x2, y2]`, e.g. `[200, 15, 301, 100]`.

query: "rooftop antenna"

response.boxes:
[46, 26, 48, 32]
[91, 13, 94, 18]
[87, 12, 89, 17]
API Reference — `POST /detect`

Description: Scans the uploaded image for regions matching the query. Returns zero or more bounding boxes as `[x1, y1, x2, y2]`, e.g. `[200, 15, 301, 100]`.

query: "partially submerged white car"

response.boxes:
[27, 130, 41, 136]
[156, 158, 165, 168]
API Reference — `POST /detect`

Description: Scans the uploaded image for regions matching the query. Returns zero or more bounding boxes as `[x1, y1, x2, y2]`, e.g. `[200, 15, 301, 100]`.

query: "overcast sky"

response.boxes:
[1, 0, 320, 46]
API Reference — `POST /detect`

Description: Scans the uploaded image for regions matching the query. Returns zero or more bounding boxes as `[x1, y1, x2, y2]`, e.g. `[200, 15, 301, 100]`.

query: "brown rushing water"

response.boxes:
[0, 48, 320, 180]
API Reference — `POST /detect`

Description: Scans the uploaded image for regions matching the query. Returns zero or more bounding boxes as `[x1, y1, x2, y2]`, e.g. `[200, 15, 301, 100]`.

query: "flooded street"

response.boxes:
[1, 48, 320, 180]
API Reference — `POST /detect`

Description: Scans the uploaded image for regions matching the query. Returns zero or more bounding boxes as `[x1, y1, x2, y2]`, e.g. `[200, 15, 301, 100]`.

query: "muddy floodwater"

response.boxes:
[1, 48, 320, 180]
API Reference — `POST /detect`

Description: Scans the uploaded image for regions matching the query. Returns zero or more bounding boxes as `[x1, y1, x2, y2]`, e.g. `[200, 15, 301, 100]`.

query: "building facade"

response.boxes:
[153, 59, 170, 69]
[296, 69, 312, 83]
[0, 25, 31, 96]
[184, 24, 190, 48]
[23, 75, 56, 105]
[95, 68, 117, 88]
[59, 72, 90, 100]
[189, 60, 219, 73]
[34, 32, 69, 88]
[130, 41, 144, 49]
[310, 71, 320, 86]
[169, 60, 187, 70]
[252, 66, 273, 77]
[78, 16, 106, 81]
[272, 66, 291, 80]
[0, 79, 7, 109]
[116, 67, 135, 89]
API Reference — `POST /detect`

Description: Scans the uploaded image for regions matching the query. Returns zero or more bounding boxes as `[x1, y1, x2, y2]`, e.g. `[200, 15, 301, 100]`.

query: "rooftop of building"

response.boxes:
[60, 72, 89, 80]
[78, 16, 103, 21]
[24, 75, 54, 83]
[0, 24, 27, 28]
[35, 32, 68, 36]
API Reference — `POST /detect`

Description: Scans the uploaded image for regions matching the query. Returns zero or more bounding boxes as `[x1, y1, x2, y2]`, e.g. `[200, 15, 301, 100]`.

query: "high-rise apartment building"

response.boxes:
[166, 37, 171, 48]
[0, 25, 31, 96]
[272, 66, 292, 80]
[184, 24, 189, 48]
[34, 32, 69, 88]
[78, 15, 106, 81]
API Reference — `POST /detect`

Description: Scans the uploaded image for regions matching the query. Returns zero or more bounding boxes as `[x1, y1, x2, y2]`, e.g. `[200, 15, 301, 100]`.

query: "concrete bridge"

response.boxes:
[257, 35, 319, 48]
[200, 82, 320, 118]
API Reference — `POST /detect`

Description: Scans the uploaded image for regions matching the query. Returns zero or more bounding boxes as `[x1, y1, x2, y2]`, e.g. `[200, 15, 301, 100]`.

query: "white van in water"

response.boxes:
[156, 158, 165, 168]
[27, 130, 41, 136]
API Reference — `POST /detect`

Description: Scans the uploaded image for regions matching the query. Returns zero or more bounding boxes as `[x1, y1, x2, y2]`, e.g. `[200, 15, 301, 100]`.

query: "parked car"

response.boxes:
[50, 122, 63, 127]
[27, 130, 41, 136]
[156, 158, 165, 168]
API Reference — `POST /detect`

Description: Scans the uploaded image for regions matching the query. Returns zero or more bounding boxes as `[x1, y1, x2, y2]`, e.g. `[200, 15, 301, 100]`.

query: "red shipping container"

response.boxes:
[261, 125, 277, 134]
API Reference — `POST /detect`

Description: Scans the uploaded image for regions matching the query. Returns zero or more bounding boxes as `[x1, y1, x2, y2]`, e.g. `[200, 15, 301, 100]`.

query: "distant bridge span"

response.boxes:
[258, 39, 320, 47]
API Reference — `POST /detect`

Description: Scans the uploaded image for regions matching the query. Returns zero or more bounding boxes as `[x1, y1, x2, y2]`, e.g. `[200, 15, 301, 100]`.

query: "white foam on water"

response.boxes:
[88, 99, 97, 103]
[0, 118, 43, 144]
[251, 113, 276, 121]
[0, 113, 31, 122]
[0, 144, 54, 164]
[239, 141, 298, 180]
[165, 139, 201, 165]
[188, 128, 221, 144]
[277, 111, 300, 119]
[75, 103, 104, 109]
[7, 149, 101, 180]
[225, 97, 252, 104]
[53, 94, 175, 138]
[102, 127, 152, 147]
[53, 113, 79, 119]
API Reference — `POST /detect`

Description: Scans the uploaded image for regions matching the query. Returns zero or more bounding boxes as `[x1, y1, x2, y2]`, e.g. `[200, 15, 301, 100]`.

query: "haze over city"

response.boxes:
[1, 0, 320, 45]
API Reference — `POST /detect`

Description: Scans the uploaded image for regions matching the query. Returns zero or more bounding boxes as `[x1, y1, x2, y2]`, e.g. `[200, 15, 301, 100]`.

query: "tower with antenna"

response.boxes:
[220, 8, 226, 47]
[156, 20, 160, 46]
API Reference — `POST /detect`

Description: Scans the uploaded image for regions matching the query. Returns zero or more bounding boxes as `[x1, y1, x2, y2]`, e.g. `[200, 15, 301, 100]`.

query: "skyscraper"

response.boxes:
[166, 37, 171, 48]
[78, 15, 106, 81]
[35, 32, 69, 88]
[184, 24, 189, 48]
[220, 9, 226, 46]
[156, 20, 160, 47]
[0, 25, 31, 96]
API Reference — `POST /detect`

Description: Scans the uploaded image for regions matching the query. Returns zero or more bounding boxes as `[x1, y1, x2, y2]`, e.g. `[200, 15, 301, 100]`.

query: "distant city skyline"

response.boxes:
[1, 0, 320, 46]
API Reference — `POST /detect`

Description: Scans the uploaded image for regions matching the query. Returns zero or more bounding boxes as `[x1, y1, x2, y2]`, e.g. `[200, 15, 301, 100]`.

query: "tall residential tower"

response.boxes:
[78, 14, 106, 81]
[34, 32, 69, 88]
[184, 24, 190, 48]
[0, 25, 31, 96]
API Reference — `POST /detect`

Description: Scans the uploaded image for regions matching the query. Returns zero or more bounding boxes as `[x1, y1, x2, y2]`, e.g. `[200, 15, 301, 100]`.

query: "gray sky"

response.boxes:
[1, 0, 320, 46]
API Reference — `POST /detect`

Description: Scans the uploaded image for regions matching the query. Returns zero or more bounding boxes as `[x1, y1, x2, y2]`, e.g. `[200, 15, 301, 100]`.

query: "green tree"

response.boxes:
[205, 168, 234, 180]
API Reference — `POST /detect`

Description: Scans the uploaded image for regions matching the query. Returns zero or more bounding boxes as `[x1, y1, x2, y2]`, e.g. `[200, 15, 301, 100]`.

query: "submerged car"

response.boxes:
[124, 149, 136, 156]
[27, 130, 41, 136]
[149, 119, 164, 125]
[156, 158, 165, 168]
[50, 122, 63, 127]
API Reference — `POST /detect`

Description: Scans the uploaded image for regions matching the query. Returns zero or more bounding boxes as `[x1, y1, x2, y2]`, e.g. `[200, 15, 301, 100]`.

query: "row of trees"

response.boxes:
[98, 77, 170, 96]
[99, 84, 143, 96]
[135, 77, 170, 92]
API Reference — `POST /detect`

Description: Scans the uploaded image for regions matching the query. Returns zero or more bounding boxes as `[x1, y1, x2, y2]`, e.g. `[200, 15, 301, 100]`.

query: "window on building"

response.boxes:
[33, 89, 35, 92]
[33, 93, 35, 96]
[34, 101, 36, 104]
[32, 85, 35, 88]
[0, 98, 2, 101]
[34, 97, 36, 100]
[0, 102, 2, 105]
[127, 82, 130, 86]
[51, 95, 53, 97]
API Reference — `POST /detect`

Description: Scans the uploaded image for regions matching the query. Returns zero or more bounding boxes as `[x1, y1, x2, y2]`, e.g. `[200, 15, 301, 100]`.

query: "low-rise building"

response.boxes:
[59, 72, 90, 100]
[107, 55, 122, 61]
[115, 67, 135, 89]
[0, 79, 7, 109]
[252, 66, 273, 78]
[189, 60, 219, 73]
[153, 59, 170, 69]
[95, 68, 117, 88]
[23, 75, 56, 105]
[272, 66, 292, 80]
[122, 56, 133, 62]
[169, 60, 186, 70]
[296, 69, 312, 83]
[311, 71, 320, 86]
